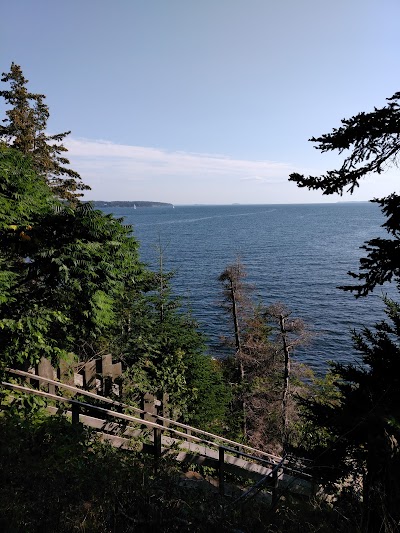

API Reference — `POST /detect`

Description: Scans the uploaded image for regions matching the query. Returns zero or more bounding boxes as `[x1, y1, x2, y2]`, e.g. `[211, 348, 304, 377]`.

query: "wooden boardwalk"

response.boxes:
[2, 368, 314, 501]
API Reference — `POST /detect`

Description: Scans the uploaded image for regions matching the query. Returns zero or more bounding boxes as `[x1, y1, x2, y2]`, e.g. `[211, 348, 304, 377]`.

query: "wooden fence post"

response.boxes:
[219, 447, 225, 496]
[84, 360, 97, 392]
[38, 357, 56, 395]
[271, 467, 279, 508]
[142, 393, 157, 422]
[71, 402, 80, 425]
[162, 393, 169, 426]
[154, 427, 162, 471]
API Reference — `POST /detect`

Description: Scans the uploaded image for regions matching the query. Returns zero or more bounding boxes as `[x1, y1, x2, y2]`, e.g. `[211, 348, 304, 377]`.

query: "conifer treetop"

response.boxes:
[0, 63, 90, 201]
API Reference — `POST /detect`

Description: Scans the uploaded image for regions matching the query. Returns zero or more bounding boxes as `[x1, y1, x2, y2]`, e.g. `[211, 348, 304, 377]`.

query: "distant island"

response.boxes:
[90, 201, 173, 208]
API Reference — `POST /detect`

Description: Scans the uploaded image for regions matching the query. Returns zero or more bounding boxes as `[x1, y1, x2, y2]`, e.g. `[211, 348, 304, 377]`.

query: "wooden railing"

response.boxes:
[5, 368, 282, 462]
[2, 368, 313, 500]
[30, 354, 123, 397]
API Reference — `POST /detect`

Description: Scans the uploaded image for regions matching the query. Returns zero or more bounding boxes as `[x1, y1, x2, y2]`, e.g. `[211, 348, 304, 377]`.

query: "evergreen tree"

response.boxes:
[289, 91, 400, 296]
[289, 92, 400, 532]
[0, 63, 89, 201]
[0, 147, 143, 368]
[0, 147, 60, 369]
[116, 249, 229, 430]
[301, 299, 400, 532]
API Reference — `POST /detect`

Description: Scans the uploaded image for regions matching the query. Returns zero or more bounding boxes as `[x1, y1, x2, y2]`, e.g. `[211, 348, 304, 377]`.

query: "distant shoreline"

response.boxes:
[89, 201, 173, 208]
[89, 200, 370, 208]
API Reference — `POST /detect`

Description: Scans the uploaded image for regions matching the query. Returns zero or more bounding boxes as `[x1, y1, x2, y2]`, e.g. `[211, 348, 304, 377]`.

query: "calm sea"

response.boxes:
[101, 203, 392, 373]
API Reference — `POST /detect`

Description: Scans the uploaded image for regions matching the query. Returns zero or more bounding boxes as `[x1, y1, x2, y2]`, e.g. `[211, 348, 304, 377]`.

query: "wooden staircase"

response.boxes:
[2, 368, 314, 503]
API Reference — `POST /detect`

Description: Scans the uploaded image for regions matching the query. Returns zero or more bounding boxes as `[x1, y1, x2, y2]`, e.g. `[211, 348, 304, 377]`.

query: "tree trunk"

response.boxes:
[229, 278, 247, 438]
[279, 314, 290, 453]
[230, 278, 241, 355]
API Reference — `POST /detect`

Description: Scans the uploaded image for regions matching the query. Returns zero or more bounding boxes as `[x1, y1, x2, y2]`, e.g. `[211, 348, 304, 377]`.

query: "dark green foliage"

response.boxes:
[0, 64, 38, 154]
[185, 352, 230, 431]
[288, 92, 400, 196]
[0, 406, 360, 533]
[301, 298, 400, 531]
[0, 148, 62, 368]
[0, 147, 53, 316]
[340, 193, 400, 296]
[0, 63, 89, 200]
[28, 202, 142, 342]
[289, 92, 400, 531]
[0, 147, 144, 368]
[0, 408, 182, 532]
[117, 271, 230, 430]
[0, 145, 54, 227]
[295, 371, 342, 453]
[289, 92, 400, 297]
[0, 142, 227, 434]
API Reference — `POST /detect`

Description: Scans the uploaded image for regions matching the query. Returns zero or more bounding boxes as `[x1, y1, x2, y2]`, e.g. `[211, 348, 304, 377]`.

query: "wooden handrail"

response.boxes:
[220, 445, 281, 467]
[5, 368, 282, 463]
[1, 381, 221, 448]
[232, 456, 286, 504]
[7, 368, 140, 411]
[2, 380, 314, 494]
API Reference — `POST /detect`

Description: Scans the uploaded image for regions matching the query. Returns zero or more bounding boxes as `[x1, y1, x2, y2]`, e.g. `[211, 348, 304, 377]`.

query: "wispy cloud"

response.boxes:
[64, 137, 343, 204]
[66, 138, 295, 182]
[240, 176, 273, 183]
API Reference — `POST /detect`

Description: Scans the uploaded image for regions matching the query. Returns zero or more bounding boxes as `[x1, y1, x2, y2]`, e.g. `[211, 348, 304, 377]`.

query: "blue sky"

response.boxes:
[1, 0, 399, 204]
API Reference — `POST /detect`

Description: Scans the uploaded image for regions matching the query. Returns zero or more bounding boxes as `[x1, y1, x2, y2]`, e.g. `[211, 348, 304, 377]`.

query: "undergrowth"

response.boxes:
[0, 404, 361, 532]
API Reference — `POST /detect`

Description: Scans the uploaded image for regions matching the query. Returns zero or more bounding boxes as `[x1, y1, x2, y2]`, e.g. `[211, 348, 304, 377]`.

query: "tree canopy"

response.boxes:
[302, 298, 400, 532]
[0, 63, 89, 201]
[0, 147, 143, 368]
[289, 92, 400, 196]
[289, 92, 400, 297]
[290, 92, 400, 532]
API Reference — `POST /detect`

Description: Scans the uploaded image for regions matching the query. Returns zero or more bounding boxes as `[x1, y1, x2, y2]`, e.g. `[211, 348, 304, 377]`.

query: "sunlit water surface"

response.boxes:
[101, 203, 393, 373]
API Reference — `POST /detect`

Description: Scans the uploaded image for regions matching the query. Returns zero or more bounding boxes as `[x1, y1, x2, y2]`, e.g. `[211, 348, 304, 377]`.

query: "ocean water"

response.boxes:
[102, 203, 393, 373]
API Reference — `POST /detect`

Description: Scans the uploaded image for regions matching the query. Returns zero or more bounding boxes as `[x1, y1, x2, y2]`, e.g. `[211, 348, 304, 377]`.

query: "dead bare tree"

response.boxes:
[219, 258, 251, 438]
[265, 303, 311, 452]
[219, 261, 312, 453]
